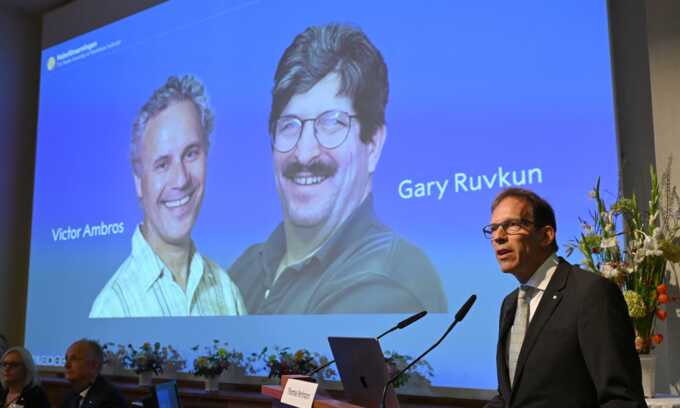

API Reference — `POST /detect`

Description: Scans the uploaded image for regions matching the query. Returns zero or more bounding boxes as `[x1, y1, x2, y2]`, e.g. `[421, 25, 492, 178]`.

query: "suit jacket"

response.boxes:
[1, 384, 51, 408]
[485, 259, 647, 408]
[60, 376, 127, 408]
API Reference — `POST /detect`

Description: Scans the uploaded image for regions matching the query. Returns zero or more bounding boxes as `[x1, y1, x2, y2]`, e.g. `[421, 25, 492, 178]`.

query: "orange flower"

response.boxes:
[658, 293, 669, 304]
[652, 333, 664, 345]
[656, 309, 668, 320]
[656, 283, 668, 295]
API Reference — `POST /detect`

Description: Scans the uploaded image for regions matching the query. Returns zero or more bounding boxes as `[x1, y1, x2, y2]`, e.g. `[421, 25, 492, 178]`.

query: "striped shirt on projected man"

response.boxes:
[89, 226, 245, 318]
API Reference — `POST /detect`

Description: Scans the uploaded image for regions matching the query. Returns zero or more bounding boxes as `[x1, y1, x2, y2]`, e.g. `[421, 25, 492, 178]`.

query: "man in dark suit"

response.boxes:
[61, 339, 127, 408]
[483, 188, 647, 408]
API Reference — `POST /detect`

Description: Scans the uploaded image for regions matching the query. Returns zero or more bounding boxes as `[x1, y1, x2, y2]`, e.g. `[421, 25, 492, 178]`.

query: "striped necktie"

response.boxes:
[508, 285, 531, 387]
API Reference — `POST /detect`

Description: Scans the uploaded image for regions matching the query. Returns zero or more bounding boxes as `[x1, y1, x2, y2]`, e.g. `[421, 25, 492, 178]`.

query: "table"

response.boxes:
[646, 397, 680, 408]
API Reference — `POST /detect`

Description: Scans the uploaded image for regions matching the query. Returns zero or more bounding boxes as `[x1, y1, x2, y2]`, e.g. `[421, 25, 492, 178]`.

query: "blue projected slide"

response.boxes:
[25, 0, 618, 389]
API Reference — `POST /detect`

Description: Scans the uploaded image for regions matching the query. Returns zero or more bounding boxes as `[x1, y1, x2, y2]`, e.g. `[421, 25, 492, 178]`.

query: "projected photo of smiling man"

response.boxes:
[90, 75, 245, 318]
[230, 23, 447, 314]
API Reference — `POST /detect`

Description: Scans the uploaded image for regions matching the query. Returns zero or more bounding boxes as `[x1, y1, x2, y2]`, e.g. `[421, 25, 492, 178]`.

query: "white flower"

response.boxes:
[601, 237, 618, 249]
[650, 211, 659, 225]
[599, 262, 622, 279]
[621, 262, 635, 275]
[653, 227, 664, 241]
[601, 211, 609, 223]
[643, 234, 657, 250]
[640, 232, 663, 258]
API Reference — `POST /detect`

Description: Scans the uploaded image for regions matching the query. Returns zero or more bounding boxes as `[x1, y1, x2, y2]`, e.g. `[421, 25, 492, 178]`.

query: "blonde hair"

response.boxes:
[1, 347, 40, 389]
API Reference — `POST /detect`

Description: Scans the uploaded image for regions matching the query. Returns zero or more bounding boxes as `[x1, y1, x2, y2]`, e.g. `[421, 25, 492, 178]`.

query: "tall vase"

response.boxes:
[138, 371, 153, 386]
[639, 353, 656, 398]
[204, 376, 220, 392]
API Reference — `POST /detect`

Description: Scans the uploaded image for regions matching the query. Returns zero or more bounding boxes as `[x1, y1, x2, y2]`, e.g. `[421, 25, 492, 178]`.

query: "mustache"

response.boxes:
[283, 159, 337, 180]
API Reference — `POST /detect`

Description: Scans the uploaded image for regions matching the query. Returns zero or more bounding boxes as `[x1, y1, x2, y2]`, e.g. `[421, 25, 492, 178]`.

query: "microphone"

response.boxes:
[307, 310, 428, 377]
[455, 294, 476, 322]
[380, 295, 477, 408]
[377, 310, 428, 339]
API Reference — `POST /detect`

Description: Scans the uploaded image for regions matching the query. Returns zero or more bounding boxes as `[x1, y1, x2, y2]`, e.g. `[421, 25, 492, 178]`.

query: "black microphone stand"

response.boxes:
[379, 295, 476, 408]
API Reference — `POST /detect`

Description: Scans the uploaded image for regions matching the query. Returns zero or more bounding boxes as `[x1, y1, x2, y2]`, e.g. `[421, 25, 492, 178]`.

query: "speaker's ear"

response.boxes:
[541, 225, 556, 249]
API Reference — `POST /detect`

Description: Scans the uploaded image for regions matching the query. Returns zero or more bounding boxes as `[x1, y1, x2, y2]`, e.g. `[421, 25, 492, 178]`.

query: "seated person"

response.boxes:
[60, 340, 127, 408]
[1, 347, 51, 408]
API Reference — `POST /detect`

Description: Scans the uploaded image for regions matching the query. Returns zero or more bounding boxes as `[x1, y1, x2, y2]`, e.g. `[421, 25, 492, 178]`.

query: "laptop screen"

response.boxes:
[154, 381, 181, 408]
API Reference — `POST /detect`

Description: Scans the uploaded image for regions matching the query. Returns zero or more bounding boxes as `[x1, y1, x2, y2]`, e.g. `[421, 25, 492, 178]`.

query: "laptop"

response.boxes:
[143, 381, 181, 408]
[328, 337, 399, 408]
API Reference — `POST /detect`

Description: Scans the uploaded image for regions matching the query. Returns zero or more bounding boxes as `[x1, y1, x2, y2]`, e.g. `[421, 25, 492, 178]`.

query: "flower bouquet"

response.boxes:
[125, 342, 165, 385]
[191, 340, 241, 378]
[567, 160, 680, 354]
[383, 350, 434, 389]
[249, 346, 335, 381]
[191, 340, 243, 391]
[102, 343, 127, 375]
[160, 345, 186, 377]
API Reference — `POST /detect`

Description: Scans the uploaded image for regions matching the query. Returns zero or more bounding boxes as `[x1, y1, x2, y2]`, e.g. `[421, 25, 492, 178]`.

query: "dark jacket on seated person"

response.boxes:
[60, 375, 127, 408]
[1, 384, 51, 408]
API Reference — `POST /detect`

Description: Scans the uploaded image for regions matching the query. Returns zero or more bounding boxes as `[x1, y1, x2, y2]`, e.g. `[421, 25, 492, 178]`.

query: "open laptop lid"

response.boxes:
[154, 381, 182, 408]
[328, 337, 399, 408]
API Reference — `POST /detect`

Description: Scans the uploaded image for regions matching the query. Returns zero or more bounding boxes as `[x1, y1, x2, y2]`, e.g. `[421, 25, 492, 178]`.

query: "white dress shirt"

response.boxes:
[523, 253, 559, 322]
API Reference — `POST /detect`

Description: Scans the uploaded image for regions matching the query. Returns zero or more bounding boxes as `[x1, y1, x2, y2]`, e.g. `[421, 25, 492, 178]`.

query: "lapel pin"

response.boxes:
[552, 295, 557, 300]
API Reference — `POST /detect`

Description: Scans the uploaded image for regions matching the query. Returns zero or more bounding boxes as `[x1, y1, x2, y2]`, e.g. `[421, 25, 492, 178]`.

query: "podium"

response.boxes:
[261, 376, 363, 408]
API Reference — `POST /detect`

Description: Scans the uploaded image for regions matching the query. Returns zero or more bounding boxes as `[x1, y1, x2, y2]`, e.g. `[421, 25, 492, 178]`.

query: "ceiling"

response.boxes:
[0, 0, 73, 15]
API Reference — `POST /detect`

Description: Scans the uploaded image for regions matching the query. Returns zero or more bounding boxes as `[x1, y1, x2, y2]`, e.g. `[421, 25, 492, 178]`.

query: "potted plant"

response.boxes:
[567, 160, 680, 397]
[160, 345, 186, 378]
[383, 350, 434, 391]
[125, 342, 165, 386]
[249, 346, 335, 383]
[191, 340, 241, 392]
[101, 343, 127, 376]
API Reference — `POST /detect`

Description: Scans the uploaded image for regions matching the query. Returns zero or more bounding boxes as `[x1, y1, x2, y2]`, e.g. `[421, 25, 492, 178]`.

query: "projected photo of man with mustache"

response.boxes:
[229, 23, 448, 314]
[90, 75, 246, 318]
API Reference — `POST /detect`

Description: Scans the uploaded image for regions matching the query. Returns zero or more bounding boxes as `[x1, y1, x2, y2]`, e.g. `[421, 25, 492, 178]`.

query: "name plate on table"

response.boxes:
[281, 378, 319, 408]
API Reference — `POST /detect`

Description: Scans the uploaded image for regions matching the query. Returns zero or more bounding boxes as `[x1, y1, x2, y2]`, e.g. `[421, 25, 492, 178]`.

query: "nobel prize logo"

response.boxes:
[47, 56, 56, 71]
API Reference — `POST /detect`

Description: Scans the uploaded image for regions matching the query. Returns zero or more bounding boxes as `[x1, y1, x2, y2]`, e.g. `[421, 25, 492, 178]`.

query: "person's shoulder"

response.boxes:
[502, 287, 519, 303]
[97, 251, 140, 293]
[200, 253, 248, 313]
[90, 376, 127, 408]
[350, 224, 436, 275]
[202, 253, 242, 287]
[93, 375, 117, 391]
[59, 390, 78, 408]
[22, 384, 50, 407]
[201, 254, 224, 274]
[227, 242, 266, 277]
[564, 261, 612, 285]
[331, 224, 448, 311]
[562, 260, 621, 298]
